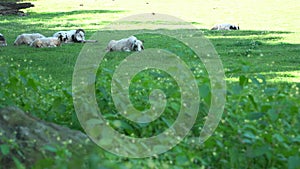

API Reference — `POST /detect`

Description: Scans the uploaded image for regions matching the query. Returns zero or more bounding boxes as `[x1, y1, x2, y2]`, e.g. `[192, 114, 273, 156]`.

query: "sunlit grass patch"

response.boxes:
[263, 71, 300, 83]
[0, 0, 300, 168]
[226, 70, 300, 84]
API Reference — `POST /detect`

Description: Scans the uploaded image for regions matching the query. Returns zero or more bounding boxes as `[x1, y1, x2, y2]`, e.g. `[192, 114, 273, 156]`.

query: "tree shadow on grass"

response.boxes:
[200, 29, 300, 83]
[0, 9, 124, 30]
[27, 9, 124, 20]
[91, 28, 299, 83]
[0, 9, 125, 37]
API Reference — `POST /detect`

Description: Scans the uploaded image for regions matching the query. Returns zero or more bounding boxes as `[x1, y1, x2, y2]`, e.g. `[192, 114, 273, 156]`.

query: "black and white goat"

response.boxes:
[211, 23, 240, 30]
[53, 29, 85, 43]
[0, 33, 7, 46]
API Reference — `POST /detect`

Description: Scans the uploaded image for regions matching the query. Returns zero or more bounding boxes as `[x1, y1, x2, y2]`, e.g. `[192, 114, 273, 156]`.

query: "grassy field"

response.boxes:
[0, 0, 300, 168]
[1, 0, 299, 84]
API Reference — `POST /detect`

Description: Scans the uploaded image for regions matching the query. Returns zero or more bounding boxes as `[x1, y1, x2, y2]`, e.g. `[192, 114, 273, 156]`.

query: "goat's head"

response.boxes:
[73, 29, 85, 42]
[132, 40, 144, 52]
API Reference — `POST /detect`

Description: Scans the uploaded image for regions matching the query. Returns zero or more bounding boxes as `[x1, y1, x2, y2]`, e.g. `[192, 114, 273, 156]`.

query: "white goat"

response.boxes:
[107, 36, 144, 52]
[30, 36, 63, 48]
[14, 33, 46, 46]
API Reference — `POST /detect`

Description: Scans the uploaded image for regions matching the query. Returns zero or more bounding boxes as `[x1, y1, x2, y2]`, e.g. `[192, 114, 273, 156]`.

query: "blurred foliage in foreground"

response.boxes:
[0, 59, 300, 168]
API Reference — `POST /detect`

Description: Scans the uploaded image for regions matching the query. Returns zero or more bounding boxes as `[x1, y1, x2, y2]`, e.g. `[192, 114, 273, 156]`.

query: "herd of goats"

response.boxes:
[0, 23, 239, 52]
[0, 28, 144, 52]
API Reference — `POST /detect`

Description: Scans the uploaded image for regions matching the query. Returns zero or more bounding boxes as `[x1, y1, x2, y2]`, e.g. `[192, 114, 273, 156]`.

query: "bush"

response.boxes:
[1, 61, 299, 168]
[0, 62, 80, 130]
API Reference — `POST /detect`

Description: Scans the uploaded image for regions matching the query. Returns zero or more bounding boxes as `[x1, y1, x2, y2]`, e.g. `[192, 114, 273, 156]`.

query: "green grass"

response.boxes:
[0, 0, 300, 168]
[1, 28, 299, 84]
[1, 0, 299, 84]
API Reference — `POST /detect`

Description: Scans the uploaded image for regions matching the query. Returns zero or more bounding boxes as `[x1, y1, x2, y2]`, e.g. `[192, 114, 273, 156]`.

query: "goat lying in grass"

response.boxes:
[107, 36, 144, 52]
[53, 29, 85, 43]
[211, 23, 240, 30]
[30, 35, 64, 48]
[53, 29, 97, 43]
[0, 33, 7, 46]
[14, 33, 46, 46]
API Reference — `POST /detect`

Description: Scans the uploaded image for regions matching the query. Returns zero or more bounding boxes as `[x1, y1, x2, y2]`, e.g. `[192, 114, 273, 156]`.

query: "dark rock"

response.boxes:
[0, 107, 91, 168]
[0, 2, 34, 15]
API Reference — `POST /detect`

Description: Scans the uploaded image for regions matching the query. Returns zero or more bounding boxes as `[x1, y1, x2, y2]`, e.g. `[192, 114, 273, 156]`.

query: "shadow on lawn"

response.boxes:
[0, 9, 123, 31]
[0, 9, 124, 38]
[202, 30, 300, 80]
[27, 9, 124, 19]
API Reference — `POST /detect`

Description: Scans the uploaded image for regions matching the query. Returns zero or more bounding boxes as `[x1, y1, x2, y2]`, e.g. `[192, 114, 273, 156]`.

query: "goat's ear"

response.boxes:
[76, 29, 85, 33]
[36, 42, 41, 48]
[141, 45, 144, 50]
[58, 35, 63, 41]
[64, 34, 68, 41]
[131, 43, 135, 50]
[0, 35, 5, 41]
[141, 40, 144, 43]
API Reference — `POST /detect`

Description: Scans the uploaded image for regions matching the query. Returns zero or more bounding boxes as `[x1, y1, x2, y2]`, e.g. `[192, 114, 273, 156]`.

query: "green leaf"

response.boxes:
[112, 120, 134, 131]
[242, 138, 252, 144]
[176, 155, 189, 165]
[243, 131, 256, 139]
[199, 84, 210, 98]
[267, 109, 278, 122]
[292, 136, 300, 143]
[102, 68, 114, 74]
[161, 117, 172, 127]
[232, 85, 242, 95]
[62, 88, 72, 98]
[43, 145, 57, 153]
[229, 147, 239, 167]
[19, 74, 27, 85]
[247, 145, 270, 158]
[288, 156, 300, 169]
[250, 77, 261, 86]
[51, 98, 66, 113]
[86, 119, 104, 130]
[170, 102, 180, 111]
[241, 65, 250, 73]
[32, 158, 55, 169]
[112, 120, 122, 128]
[0, 144, 10, 155]
[248, 94, 258, 110]
[264, 87, 277, 96]
[12, 157, 26, 169]
[153, 145, 168, 153]
[253, 145, 269, 157]
[247, 112, 264, 120]
[273, 133, 284, 143]
[257, 74, 266, 85]
[239, 75, 248, 87]
[27, 78, 37, 90]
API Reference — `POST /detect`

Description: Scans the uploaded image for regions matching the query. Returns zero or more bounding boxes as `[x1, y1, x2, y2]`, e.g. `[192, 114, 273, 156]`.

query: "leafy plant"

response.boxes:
[1, 1, 300, 167]
[0, 61, 80, 130]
